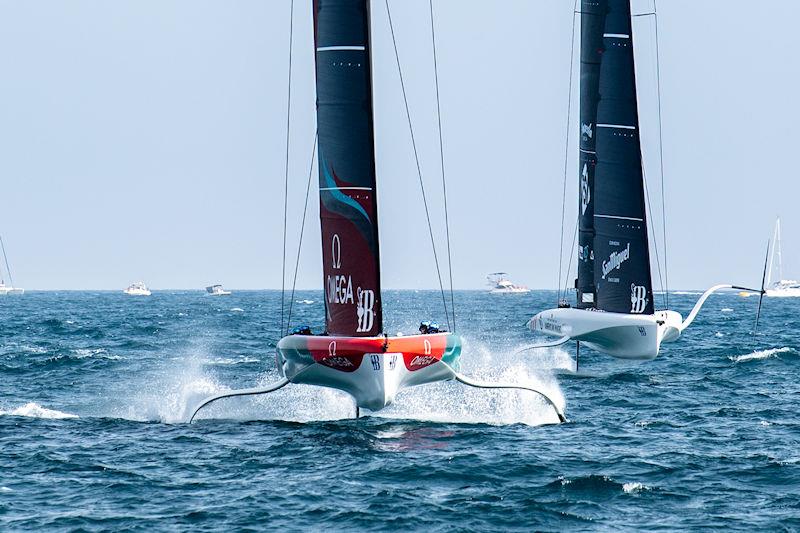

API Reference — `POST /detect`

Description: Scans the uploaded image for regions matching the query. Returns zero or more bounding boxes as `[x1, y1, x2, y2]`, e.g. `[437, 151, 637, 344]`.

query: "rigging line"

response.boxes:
[385, 0, 451, 331]
[653, 5, 670, 309]
[428, 0, 456, 332]
[642, 165, 666, 310]
[285, 133, 319, 335]
[558, 1, 579, 305]
[562, 217, 578, 298]
[280, 0, 295, 335]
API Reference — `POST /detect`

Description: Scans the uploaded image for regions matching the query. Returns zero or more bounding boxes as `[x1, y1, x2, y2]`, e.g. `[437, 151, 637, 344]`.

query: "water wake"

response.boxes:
[729, 347, 792, 363]
[0, 402, 78, 419]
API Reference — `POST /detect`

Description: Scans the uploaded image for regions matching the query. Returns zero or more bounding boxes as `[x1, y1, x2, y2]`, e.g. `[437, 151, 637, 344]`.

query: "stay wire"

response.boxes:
[285, 133, 319, 335]
[558, 0, 579, 305]
[428, 0, 456, 331]
[653, 3, 670, 309]
[280, 0, 295, 335]
[385, 0, 451, 331]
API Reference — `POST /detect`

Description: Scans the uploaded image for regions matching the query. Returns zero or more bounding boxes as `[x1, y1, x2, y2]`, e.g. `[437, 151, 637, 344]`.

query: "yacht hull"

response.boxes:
[529, 308, 682, 360]
[276, 333, 462, 411]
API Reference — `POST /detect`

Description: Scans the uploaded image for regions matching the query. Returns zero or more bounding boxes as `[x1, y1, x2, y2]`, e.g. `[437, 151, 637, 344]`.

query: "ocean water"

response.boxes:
[0, 290, 798, 531]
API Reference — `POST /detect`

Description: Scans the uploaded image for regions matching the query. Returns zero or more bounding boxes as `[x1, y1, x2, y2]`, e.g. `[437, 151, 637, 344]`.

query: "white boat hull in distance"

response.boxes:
[206, 285, 232, 296]
[490, 287, 531, 294]
[529, 307, 683, 360]
[765, 280, 800, 297]
[0, 286, 24, 295]
[124, 282, 151, 296]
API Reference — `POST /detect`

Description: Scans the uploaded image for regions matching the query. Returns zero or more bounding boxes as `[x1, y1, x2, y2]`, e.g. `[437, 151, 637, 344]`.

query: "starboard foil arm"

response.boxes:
[453, 372, 566, 424]
[188, 378, 290, 423]
[679, 284, 762, 332]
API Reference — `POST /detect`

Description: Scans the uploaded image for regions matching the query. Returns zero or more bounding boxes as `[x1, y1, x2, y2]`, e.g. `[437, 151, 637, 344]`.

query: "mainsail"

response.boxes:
[578, 0, 653, 315]
[314, 0, 383, 335]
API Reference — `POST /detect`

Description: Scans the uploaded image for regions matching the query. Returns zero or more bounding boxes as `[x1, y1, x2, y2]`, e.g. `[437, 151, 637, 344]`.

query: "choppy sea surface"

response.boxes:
[0, 290, 798, 531]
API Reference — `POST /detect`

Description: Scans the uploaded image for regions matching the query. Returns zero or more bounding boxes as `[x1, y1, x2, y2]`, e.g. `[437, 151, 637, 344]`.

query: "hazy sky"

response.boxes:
[0, 1, 797, 290]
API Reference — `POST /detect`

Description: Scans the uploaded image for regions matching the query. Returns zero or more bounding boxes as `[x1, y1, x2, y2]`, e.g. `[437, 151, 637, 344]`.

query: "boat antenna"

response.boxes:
[384, 0, 451, 331]
[753, 240, 770, 336]
[280, 0, 295, 335]
[0, 236, 13, 287]
[428, 0, 456, 331]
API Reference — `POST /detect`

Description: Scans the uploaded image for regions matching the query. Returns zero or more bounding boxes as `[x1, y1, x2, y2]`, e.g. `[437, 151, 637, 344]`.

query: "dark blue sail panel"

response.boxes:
[591, 0, 654, 315]
[576, 0, 605, 308]
[314, 0, 383, 336]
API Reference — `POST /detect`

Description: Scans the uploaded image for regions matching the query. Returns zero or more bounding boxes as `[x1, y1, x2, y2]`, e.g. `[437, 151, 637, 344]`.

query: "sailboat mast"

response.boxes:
[0, 236, 13, 287]
[576, 0, 604, 308]
[313, 0, 383, 337]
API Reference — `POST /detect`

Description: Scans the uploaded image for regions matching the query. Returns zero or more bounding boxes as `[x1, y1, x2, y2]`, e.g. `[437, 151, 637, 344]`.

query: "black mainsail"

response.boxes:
[314, 0, 383, 336]
[577, 0, 653, 315]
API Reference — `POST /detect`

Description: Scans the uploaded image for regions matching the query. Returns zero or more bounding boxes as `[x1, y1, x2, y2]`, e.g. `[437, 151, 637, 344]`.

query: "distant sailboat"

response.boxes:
[123, 282, 151, 296]
[205, 284, 232, 296]
[527, 0, 759, 361]
[190, 0, 564, 423]
[0, 236, 24, 295]
[765, 218, 800, 297]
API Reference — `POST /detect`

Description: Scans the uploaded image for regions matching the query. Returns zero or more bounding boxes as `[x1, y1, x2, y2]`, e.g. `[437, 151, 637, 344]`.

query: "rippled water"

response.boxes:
[1, 290, 798, 530]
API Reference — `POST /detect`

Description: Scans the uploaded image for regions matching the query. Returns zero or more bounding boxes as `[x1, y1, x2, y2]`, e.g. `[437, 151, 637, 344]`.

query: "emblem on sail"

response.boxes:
[630, 284, 648, 313]
[581, 123, 593, 140]
[356, 288, 376, 333]
[601, 243, 631, 280]
[581, 164, 591, 215]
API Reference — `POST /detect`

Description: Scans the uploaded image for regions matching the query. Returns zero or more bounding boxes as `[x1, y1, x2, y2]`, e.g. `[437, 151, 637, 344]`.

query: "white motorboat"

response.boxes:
[527, 1, 757, 362]
[124, 282, 151, 296]
[0, 236, 23, 295]
[765, 218, 800, 297]
[205, 284, 232, 296]
[487, 273, 530, 294]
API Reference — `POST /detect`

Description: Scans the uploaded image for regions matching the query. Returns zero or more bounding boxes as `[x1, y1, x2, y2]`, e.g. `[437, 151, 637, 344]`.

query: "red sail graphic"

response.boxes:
[314, 0, 382, 336]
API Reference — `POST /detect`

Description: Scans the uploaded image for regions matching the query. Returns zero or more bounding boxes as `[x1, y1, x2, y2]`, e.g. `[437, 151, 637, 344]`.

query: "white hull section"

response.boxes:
[286, 353, 456, 412]
[530, 307, 682, 360]
[528, 284, 738, 360]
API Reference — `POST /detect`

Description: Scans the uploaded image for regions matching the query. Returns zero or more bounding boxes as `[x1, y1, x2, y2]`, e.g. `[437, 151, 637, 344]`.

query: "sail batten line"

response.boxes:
[596, 123, 636, 130]
[603, 33, 630, 38]
[595, 214, 644, 222]
[320, 186, 373, 191]
[316, 45, 366, 51]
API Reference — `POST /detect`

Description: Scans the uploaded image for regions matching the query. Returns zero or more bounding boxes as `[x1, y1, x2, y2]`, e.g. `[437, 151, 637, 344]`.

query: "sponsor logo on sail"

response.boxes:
[579, 244, 593, 263]
[601, 243, 631, 280]
[331, 234, 341, 269]
[631, 284, 648, 313]
[327, 274, 354, 305]
[356, 288, 376, 332]
[581, 164, 591, 215]
[581, 123, 593, 139]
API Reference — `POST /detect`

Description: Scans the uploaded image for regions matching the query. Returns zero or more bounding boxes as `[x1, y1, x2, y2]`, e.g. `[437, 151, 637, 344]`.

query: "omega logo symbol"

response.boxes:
[331, 234, 341, 270]
[423, 339, 432, 355]
[328, 341, 337, 357]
